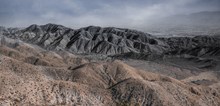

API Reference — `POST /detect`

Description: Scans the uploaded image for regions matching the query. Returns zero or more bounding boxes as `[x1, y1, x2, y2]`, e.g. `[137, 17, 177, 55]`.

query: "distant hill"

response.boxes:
[146, 11, 220, 36]
[171, 11, 220, 26]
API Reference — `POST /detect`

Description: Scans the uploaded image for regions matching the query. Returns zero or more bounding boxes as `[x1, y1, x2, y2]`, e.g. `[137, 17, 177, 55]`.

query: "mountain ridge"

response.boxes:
[1, 23, 219, 56]
[1, 23, 167, 55]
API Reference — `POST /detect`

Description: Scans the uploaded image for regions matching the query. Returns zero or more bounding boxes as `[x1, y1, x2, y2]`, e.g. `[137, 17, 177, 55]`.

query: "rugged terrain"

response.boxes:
[0, 24, 220, 105]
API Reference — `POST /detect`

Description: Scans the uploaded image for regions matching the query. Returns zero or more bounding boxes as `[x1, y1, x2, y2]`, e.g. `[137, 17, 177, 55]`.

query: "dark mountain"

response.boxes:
[1, 23, 168, 55]
[1, 23, 220, 70]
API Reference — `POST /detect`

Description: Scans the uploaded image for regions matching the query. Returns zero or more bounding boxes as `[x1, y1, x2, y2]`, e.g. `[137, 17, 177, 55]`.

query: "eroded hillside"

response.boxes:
[0, 31, 220, 106]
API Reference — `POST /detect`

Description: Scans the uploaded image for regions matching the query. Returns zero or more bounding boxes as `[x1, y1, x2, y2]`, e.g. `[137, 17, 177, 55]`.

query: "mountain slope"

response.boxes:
[1, 24, 220, 105]
[0, 39, 219, 105]
[1, 24, 168, 55]
[1, 24, 220, 71]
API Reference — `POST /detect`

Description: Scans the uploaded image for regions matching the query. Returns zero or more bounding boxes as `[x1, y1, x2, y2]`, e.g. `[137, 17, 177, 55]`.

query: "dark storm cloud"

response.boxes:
[0, 0, 220, 28]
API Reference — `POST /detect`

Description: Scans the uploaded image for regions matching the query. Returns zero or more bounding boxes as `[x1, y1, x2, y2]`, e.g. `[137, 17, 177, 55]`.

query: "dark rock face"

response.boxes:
[1, 24, 168, 55]
[2, 24, 219, 56]
[1, 23, 220, 70]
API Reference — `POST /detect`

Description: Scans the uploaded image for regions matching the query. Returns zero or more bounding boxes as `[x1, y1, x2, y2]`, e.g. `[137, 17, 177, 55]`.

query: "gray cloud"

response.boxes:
[0, 0, 220, 29]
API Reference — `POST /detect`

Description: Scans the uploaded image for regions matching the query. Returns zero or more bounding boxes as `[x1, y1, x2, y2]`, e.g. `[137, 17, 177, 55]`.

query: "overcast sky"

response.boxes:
[0, 0, 220, 29]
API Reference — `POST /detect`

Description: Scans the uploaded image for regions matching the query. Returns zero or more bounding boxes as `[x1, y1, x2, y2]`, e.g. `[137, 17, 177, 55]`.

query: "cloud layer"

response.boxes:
[0, 0, 220, 29]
